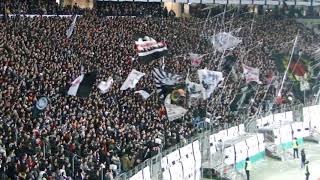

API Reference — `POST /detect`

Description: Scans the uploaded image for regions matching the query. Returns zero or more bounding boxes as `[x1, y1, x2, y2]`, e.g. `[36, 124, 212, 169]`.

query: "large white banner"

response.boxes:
[285, 111, 294, 122]
[224, 146, 235, 165]
[227, 126, 239, 139]
[142, 166, 151, 180]
[193, 141, 202, 170]
[291, 122, 304, 139]
[234, 141, 248, 162]
[273, 129, 281, 145]
[167, 150, 180, 166]
[169, 163, 183, 180]
[129, 170, 143, 180]
[280, 125, 293, 143]
[238, 124, 245, 134]
[273, 112, 286, 124]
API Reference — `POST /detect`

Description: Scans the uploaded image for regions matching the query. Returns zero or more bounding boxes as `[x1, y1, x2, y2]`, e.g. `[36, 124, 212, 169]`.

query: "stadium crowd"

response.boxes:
[0, 2, 319, 180]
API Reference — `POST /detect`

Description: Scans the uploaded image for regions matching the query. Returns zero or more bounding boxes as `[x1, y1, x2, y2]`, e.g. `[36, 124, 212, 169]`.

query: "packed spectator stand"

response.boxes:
[1, 1, 320, 179]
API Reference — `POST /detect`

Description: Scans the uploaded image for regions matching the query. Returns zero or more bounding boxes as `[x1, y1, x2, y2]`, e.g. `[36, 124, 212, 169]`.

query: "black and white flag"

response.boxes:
[186, 78, 204, 98]
[67, 71, 97, 97]
[135, 36, 168, 63]
[197, 69, 223, 99]
[66, 15, 78, 38]
[153, 68, 184, 98]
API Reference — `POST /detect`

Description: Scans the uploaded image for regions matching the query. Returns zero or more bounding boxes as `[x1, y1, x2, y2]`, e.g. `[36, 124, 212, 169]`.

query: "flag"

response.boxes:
[66, 15, 78, 38]
[210, 32, 241, 52]
[135, 36, 168, 63]
[242, 64, 262, 84]
[67, 71, 97, 97]
[165, 91, 188, 121]
[153, 68, 184, 99]
[186, 78, 203, 98]
[159, 105, 166, 119]
[98, 77, 113, 94]
[134, 90, 151, 100]
[120, 69, 145, 90]
[197, 69, 223, 99]
[190, 53, 203, 67]
[32, 96, 49, 118]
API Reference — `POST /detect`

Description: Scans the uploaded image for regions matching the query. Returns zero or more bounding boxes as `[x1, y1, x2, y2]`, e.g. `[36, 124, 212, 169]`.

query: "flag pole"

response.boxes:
[250, 7, 255, 34]
[278, 32, 299, 97]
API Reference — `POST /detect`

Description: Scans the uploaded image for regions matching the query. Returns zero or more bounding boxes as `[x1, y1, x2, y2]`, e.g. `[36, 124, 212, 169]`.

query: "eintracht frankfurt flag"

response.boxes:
[135, 36, 168, 63]
[242, 64, 262, 84]
[66, 15, 77, 38]
[98, 77, 113, 94]
[67, 71, 97, 97]
[190, 53, 203, 67]
[197, 69, 223, 99]
[120, 69, 145, 90]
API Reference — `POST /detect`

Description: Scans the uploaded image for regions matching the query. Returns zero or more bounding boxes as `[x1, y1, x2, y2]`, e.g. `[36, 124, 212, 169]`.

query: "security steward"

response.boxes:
[245, 157, 252, 180]
[292, 137, 299, 158]
[305, 161, 310, 180]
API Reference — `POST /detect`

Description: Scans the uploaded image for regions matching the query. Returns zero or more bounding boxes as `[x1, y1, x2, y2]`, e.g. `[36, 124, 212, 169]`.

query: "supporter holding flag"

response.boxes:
[120, 69, 145, 90]
[190, 53, 203, 67]
[98, 77, 113, 94]
[66, 15, 78, 38]
[135, 36, 168, 63]
[243, 64, 262, 84]
[67, 71, 97, 97]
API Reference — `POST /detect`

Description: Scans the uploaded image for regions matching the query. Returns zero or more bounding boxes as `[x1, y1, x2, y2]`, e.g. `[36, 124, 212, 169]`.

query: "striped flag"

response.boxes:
[67, 71, 97, 97]
[135, 36, 168, 63]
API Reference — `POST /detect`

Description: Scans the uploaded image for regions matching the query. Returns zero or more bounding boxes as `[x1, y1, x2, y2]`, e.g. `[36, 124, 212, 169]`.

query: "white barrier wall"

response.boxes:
[208, 124, 265, 168]
[180, 144, 195, 180]
[303, 105, 320, 132]
[224, 146, 236, 165]
[143, 166, 152, 180]
[246, 136, 259, 157]
[280, 124, 293, 144]
[129, 170, 143, 180]
[234, 141, 248, 163]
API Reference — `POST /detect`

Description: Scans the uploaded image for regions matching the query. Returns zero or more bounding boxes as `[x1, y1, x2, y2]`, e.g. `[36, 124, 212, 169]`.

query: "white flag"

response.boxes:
[165, 94, 188, 121]
[242, 64, 262, 84]
[190, 53, 203, 67]
[120, 69, 145, 90]
[66, 15, 77, 38]
[98, 77, 113, 93]
[134, 90, 151, 100]
[210, 32, 241, 52]
[197, 69, 224, 99]
[186, 78, 204, 98]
